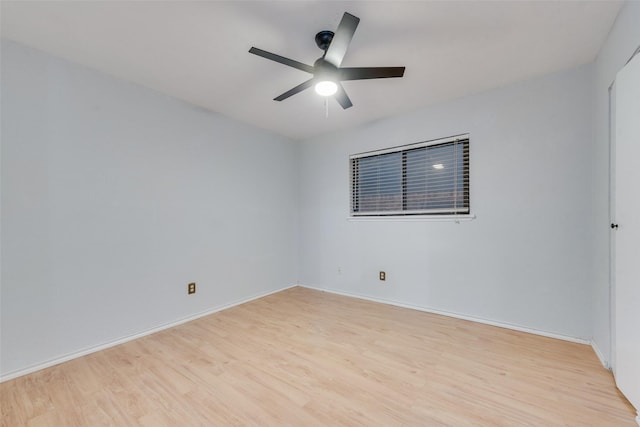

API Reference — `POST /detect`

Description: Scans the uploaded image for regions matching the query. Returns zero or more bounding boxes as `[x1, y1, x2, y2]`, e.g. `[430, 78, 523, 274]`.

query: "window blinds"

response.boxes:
[350, 135, 469, 216]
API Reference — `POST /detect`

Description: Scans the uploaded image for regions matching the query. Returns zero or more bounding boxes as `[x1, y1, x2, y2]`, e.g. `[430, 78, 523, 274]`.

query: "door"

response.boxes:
[614, 51, 640, 414]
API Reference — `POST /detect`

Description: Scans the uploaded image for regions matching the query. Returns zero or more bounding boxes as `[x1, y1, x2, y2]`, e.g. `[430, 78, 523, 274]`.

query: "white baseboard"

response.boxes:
[0, 284, 297, 383]
[300, 285, 591, 345]
[636, 414, 640, 427]
[590, 339, 611, 370]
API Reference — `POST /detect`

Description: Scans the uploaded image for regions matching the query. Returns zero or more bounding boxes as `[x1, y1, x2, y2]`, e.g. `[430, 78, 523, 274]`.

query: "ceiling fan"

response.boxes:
[249, 12, 405, 109]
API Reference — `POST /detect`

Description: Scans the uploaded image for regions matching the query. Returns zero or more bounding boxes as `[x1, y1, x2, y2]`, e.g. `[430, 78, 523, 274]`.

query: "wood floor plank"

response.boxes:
[1, 287, 636, 426]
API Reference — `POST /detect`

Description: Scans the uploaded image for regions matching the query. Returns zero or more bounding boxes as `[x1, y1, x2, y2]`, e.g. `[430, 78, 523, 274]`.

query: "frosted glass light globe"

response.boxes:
[315, 80, 338, 96]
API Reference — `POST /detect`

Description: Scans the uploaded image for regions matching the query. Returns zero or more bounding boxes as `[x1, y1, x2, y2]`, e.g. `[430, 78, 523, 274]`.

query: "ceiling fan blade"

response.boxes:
[339, 67, 405, 81]
[249, 47, 314, 74]
[324, 12, 360, 67]
[274, 78, 315, 101]
[334, 82, 353, 109]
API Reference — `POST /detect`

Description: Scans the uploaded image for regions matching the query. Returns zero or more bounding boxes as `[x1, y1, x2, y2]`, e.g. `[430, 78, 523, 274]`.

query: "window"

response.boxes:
[350, 135, 469, 216]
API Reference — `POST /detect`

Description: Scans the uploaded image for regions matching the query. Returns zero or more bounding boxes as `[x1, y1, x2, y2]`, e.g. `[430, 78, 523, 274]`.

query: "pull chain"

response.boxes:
[325, 98, 329, 119]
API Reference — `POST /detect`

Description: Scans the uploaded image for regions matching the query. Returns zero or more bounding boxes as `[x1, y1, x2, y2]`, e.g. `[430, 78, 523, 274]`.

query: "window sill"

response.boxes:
[347, 214, 476, 222]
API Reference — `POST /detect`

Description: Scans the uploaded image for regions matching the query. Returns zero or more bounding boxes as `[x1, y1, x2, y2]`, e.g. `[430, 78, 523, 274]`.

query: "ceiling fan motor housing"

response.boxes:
[313, 58, 338, 79]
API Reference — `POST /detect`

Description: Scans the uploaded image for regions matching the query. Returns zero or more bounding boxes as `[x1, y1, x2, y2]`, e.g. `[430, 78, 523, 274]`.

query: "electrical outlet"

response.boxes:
[379, 271, 386, 281]
[188, 282, 196, 294]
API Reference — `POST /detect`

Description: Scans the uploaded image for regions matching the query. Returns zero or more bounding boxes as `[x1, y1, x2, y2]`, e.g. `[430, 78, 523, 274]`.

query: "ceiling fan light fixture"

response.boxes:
[315, 80, 338, 96]
[249, 12, 404, 109]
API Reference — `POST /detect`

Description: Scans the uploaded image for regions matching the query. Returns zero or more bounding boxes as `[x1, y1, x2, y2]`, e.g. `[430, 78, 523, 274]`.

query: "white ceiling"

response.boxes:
[1, 1, 622, 141]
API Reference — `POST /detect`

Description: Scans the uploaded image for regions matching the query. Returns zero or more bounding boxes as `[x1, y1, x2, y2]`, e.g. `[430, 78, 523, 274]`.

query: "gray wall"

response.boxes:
[591, 1, 640, 366]
[0, 40, 299, 377]
[298, 64, 594, 340]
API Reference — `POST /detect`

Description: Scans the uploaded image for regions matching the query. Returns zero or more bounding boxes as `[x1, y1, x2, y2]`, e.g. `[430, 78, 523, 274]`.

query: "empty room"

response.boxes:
[1, 1, 639, 425]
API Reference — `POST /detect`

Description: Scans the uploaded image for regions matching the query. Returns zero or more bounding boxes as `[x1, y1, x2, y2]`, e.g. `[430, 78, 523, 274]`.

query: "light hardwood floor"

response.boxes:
[1, 287, 636, 426]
